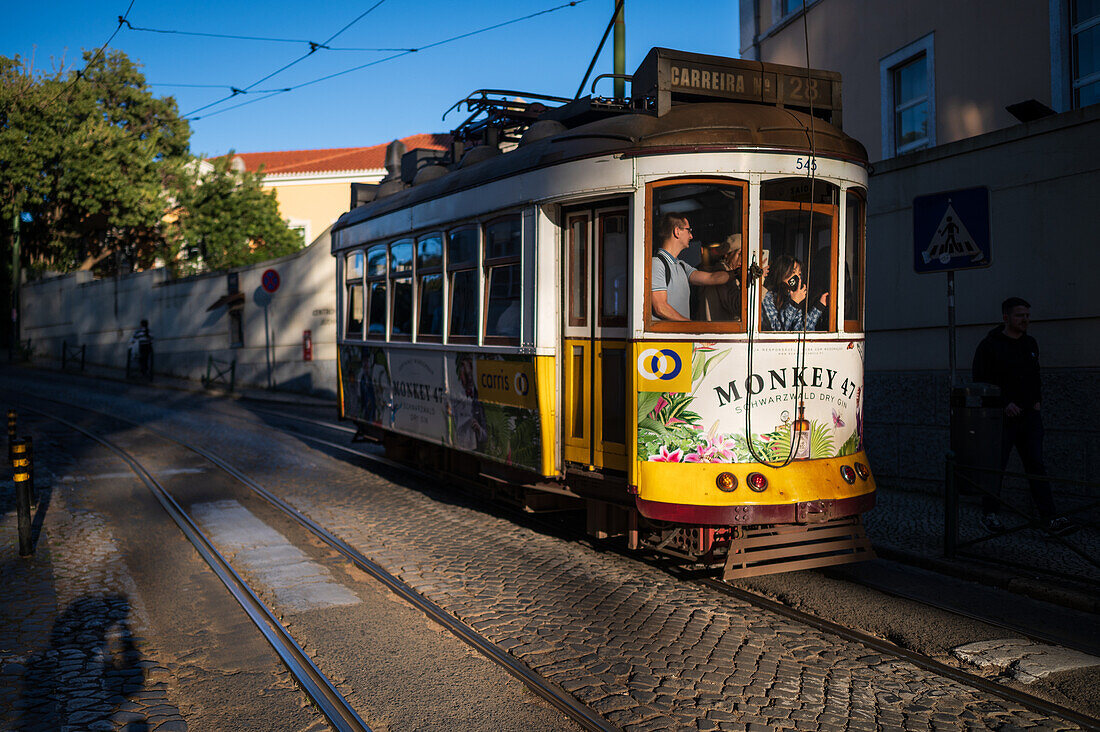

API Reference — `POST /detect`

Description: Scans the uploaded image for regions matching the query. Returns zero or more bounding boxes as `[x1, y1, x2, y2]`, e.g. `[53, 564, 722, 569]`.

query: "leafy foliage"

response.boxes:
[166, 155, 303, 274]
[1, 50, 190, 273]
[0, 49, 301, 278]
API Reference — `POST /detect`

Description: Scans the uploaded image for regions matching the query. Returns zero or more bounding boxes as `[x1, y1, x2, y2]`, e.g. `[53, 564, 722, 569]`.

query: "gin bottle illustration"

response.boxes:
[791, 402, 811, 459]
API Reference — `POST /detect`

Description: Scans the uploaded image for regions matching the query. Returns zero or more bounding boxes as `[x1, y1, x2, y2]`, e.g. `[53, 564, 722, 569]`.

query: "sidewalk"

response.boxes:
[6, 359, 1098, 613]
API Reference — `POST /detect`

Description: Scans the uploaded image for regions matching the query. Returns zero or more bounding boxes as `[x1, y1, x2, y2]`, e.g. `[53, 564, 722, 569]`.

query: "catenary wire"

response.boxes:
[185, 0, 588, 120]
[119, 18, 414, 51]
[183, 0, 390, 118]
[41, 0, 136, 109]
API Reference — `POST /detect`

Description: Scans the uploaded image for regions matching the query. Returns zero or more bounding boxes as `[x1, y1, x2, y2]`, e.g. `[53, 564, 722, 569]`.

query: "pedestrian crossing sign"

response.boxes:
[912, 187, 991, 273]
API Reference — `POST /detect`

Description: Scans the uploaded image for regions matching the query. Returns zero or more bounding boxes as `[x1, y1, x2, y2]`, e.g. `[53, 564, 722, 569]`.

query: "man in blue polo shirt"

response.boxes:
[651, 213, 737, 321]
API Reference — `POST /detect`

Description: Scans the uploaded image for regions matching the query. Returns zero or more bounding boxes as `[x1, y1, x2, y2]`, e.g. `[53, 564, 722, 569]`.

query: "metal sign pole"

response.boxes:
[947, 270, 956, 388]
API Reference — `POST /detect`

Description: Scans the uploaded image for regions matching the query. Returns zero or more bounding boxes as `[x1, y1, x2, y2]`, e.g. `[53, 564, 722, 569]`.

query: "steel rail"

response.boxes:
[691, 576, 1099, 731]
[239, 415, 1100, 728]
[22, 390, 1094, 728]
[27, 398, 618, 732]
[20, 405, 371, 732]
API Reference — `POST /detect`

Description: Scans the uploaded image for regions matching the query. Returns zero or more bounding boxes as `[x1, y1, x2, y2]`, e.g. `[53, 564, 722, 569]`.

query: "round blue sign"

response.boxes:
[261, 269, 281, 293]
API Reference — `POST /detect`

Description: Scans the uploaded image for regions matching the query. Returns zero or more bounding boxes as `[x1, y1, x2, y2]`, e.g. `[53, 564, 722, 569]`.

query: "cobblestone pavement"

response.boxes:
[127, 397, 1087, 731]
[0, 413, 332, 732]
[0, 475, 187, 731]
[4, 376, 1093, 731]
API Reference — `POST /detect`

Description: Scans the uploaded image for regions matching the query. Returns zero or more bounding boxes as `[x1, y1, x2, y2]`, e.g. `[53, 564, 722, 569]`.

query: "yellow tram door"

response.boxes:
[562, 204, 630, 472]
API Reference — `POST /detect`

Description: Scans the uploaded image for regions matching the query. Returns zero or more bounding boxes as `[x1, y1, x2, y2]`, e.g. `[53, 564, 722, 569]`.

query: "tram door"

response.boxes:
[562, 203, 629, 472]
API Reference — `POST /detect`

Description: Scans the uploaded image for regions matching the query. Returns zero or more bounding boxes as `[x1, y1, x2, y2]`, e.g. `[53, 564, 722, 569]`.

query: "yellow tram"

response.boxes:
[332, 49, 875, 578]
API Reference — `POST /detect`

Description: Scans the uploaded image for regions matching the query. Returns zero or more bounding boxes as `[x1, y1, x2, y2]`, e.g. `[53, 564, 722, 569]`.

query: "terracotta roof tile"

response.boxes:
[225, 133, 451, 176]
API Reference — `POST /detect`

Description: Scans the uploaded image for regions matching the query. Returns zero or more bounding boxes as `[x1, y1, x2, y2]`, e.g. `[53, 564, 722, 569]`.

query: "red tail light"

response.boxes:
[747, 472, 768, 492]
[840, 465, 857, 484]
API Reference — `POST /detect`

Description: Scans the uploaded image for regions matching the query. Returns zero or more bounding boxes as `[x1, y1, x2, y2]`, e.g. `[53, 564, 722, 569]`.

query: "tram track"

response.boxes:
[16, 395, 617, 732]
[18, 404, 371, 732]
[235, 404, 1100, 728]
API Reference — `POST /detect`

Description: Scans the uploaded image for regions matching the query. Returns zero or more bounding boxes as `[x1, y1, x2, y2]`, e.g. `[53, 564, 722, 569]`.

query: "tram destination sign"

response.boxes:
[632, 48, 841, 121]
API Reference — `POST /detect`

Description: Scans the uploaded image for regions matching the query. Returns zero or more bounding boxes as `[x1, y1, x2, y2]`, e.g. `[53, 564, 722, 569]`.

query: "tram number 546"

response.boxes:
[795, 157, 818, 172]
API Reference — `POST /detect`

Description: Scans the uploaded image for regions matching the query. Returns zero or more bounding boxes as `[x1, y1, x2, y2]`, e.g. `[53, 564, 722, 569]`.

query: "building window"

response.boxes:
[229, 307, 244, 348]
[1073, 0, 1100, 107]
[880, 34, 936, 159]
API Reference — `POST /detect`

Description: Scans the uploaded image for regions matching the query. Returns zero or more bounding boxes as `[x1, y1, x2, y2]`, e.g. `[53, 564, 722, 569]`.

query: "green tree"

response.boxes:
[0, 49, 301, 278]
[1, 50, 190, 274]
[166, 155, 304, 275]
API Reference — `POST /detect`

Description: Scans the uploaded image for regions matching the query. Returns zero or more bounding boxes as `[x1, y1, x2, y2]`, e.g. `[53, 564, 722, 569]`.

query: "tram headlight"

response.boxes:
[840, 465, 857, 484]
[854, 462, 869, 480]
[746, 472, 768, 492]
[716, 472, 737, 492]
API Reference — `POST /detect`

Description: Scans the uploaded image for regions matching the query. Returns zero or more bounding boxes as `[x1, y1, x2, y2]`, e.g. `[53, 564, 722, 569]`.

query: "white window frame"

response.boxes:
[880, 33, 936, 159]
[1071, 0, 1100, 107]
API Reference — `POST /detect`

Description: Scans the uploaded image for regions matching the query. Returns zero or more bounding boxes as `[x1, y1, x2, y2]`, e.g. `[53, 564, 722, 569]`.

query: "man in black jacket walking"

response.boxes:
[972, 297, 1072, 535]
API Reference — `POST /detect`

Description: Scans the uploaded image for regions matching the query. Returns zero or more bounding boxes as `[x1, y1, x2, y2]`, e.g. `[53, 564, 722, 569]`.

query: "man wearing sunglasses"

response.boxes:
[652, 213, 738, 321]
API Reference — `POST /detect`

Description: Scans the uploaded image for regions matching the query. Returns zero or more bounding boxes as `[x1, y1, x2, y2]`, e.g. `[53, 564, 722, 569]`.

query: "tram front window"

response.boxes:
[760, 179, 839, 332]
[649, 181, 745, 326]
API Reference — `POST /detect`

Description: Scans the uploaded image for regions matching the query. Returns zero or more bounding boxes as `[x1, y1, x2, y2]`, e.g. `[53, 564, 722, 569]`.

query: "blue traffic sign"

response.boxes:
[913, 187, 991, 273]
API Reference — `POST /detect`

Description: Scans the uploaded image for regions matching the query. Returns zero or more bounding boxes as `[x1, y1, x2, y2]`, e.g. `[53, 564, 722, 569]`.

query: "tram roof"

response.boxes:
[333, 102, 868, 233]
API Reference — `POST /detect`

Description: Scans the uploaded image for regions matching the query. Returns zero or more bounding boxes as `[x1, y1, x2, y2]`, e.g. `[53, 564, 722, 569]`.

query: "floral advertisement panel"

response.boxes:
[446, 352, 542, 472]
[637, 341, 865, 464]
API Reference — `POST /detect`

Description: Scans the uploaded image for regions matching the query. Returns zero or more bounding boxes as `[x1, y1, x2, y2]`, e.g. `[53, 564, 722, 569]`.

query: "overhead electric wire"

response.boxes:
[743, 0, 819, 469]
[184, 0, 589, 120]
[42, 0, 136, 109]
[183, 0, 390, 118]
[118, 18, 414, 51]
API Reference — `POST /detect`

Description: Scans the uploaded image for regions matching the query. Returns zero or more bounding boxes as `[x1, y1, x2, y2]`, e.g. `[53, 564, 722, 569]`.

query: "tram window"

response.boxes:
[366, 281, 387, 338]
[759, 179, 839, 332]
[390, 239, 414, 339]
[417, 234, 444, 339]
[600, 213, 628, 327]
[448, 227, 479, 341]
[366, 245, 387, 277]
[484, 216, 521, 342]
[649, 181, 746, 328]
[567, 216, 588, 328]
[344, 251, 364, 339]
[844, 189, 866, 331]
[364, 243, 386, 339]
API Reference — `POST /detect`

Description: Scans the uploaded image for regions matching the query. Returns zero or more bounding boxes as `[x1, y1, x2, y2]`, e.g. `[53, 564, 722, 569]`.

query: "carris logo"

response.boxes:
[637, 348, 683, 381]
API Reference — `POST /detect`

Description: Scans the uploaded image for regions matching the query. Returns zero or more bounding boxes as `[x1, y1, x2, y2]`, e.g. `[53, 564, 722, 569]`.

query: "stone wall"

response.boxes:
[19, 231, 338, 397]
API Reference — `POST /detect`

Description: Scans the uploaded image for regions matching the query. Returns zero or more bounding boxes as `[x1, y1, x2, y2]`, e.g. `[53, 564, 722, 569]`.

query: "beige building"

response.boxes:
[229, 133, 451, 247]
[739, 0, 1100, 488]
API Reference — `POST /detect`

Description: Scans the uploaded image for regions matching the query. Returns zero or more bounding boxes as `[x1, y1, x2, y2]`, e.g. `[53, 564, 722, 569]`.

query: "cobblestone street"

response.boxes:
[1, 374, 1096, 730]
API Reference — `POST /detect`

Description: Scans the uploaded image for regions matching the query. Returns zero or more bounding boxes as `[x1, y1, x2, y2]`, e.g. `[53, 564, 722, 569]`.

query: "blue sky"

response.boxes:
[4, 1, 739, 158]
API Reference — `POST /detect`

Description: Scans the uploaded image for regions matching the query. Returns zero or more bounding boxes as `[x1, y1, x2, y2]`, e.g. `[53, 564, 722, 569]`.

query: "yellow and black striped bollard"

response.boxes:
[13, 438, 33, 557]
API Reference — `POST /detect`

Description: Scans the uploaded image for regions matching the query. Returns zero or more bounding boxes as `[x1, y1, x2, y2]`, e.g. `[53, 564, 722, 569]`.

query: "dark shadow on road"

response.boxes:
[17, 593, 149, 731]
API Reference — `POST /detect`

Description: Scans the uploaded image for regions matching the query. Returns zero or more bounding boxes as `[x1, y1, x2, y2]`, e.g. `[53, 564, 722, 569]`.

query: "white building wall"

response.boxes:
[20, 229, 338, 396]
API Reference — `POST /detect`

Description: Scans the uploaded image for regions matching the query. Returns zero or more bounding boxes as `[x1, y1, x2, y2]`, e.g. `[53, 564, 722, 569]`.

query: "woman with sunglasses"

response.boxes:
[762, 255, 829, 331]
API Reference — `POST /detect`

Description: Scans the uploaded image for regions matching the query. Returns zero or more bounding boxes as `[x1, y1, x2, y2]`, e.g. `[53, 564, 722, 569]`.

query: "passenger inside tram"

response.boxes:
[762, 255, 829, 331]
[650, 182, 745, 324]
